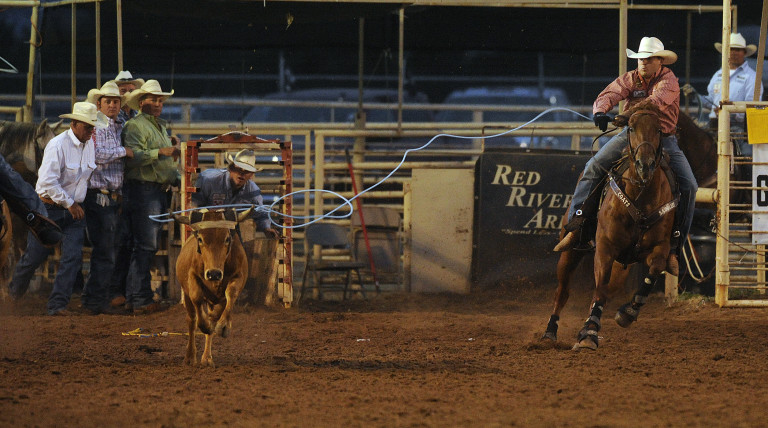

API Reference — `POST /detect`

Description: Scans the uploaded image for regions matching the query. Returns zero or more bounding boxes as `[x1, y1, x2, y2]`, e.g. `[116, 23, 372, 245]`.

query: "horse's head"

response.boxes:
[0, 120, 59, 184]
[627, 107, 663, 185]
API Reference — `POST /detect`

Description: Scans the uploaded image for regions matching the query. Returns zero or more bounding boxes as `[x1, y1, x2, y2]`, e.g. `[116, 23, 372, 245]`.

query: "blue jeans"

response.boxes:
[0, 153, 47, 215]
[109, 209, 132, 301]
[123, 180, 169, 308]
[9, 205, 85, 315]
[568, 128, 698, 242]
[81, 190, 120, 311]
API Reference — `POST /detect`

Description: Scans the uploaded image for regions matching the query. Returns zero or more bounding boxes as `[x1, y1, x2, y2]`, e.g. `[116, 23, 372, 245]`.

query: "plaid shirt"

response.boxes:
[593, 66, 680, 134]
[88, 116, 127, 192]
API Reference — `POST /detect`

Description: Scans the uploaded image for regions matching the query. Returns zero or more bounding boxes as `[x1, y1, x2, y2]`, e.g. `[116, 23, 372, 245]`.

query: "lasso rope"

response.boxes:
[150, 107, 593, 229]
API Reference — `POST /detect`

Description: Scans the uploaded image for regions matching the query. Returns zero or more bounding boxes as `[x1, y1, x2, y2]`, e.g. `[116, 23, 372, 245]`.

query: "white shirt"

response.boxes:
[36, 128, 96, 208]
[705, 61, 763, 122]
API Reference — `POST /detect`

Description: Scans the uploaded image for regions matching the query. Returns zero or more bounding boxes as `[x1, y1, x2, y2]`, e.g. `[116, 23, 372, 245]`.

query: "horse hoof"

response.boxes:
[615, 304, 638, 328]
[541, 331, 557, 342]
[215, 323, 230, 338]
[572, 339, 598, 351]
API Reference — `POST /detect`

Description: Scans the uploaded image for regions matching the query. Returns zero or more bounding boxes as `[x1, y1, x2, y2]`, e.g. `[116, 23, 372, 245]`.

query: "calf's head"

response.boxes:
[174, 207, 253, 282]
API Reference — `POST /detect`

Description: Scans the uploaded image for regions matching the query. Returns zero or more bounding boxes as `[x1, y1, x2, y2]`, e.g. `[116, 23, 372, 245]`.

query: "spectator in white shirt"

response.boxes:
[9, 102, 107, 316]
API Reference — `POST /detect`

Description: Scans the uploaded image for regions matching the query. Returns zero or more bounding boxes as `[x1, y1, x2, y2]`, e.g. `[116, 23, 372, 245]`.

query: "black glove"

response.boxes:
[593, 112, 611, 132]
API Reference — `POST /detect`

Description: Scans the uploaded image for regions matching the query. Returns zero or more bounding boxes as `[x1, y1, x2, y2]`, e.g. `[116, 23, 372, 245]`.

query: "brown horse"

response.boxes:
[675, 112, 717, 187]
[0, 201, 12, 288]
[0, 120, 61, 261]
[544, 107, 677, 350]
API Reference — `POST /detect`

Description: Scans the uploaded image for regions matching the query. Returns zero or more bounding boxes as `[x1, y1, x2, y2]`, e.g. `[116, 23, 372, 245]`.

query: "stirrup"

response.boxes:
[26, 211, 63, 247]
[563, 215, 586, 232]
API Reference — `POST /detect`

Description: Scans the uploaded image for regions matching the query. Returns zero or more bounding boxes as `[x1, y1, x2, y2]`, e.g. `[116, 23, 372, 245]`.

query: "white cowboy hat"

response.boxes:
[226, 149, 263, 172]
[59, 102, 109, 128]
[715, 33, 758, 57]
[626, 36, 678, 65]
[86, 81, 125, 105]
[109, 70, 145, 87]
[124, 79, 175, 110]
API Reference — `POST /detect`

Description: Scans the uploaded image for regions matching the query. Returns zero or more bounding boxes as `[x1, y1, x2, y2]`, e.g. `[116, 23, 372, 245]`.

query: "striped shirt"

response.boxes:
[593, 66, 680, 134]
[88, 116, 127, 192]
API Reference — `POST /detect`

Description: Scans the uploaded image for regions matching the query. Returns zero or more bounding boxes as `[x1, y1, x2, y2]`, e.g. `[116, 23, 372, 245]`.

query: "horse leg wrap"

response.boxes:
[542, 314, 559, 341]
[615, 274, 661, 328]
[577, 302, 603, 348]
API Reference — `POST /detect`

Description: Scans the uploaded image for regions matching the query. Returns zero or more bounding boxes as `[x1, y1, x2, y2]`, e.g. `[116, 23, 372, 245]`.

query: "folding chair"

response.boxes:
[299, 223, 367, 302]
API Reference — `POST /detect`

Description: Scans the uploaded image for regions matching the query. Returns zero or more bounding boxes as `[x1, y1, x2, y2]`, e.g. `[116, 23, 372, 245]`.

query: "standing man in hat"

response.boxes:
[555, 36, 697, 277]
[80, 82, 134, 314]
[190, 149, 280, 239]
[109, 70, 145, 124]
[683, 33, 763, 157]
[106, 70, 144, 308]
[121, 80, 180, 313]
[9, 102, 107, 316]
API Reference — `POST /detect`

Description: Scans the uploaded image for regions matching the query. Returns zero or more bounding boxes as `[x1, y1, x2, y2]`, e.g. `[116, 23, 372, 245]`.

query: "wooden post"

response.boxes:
[402, 180, 412, 293]
[618, 0, 627, 114]
[24, 5, 39, 122]
[70, 3, 76, 108]
[95, 0, 101, 87]
[715, 0, 732, 307]
[116, 0, 123, 71]
[754, 0, 768, 102]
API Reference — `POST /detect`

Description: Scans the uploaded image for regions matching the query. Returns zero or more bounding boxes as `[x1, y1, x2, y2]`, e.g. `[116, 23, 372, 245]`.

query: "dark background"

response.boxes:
[0, 1, 765, 107]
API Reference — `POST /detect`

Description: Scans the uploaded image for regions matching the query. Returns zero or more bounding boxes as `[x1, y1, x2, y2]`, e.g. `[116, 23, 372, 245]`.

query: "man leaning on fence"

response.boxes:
[190, 149, 280, 240]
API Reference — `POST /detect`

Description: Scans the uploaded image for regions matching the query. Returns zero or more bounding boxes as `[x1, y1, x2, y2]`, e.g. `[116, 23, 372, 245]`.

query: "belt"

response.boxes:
[88, 188, 121, 201]
[40, 196, 66, 209]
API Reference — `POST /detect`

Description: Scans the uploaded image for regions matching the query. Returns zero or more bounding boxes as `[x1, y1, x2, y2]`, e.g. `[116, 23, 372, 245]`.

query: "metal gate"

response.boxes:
[715, 103, 768, 307]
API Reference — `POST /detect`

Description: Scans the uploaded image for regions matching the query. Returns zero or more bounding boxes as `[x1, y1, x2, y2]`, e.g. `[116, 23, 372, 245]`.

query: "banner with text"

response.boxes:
[472, 149, 589, 287]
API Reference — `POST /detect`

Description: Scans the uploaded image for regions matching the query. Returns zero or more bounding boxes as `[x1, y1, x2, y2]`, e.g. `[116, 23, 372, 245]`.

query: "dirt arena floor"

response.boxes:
[2, 277, 768, 428]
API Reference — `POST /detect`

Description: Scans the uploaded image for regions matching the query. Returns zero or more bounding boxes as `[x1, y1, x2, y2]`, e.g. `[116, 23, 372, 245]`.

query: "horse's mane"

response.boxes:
[625, 99, 662, 119]
[0, 121, 40, 157]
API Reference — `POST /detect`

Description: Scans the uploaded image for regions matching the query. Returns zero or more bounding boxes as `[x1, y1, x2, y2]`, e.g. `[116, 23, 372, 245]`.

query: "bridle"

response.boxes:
[626, 109, 664, 188]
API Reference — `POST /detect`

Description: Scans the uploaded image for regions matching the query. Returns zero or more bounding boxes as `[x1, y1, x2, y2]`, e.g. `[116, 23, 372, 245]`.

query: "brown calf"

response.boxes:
[174, 207, 252, 367]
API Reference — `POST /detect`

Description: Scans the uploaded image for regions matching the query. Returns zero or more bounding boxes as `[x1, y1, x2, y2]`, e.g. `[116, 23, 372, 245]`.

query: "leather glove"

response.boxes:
[680, 83, 695, 96]
[613, 114, 629, 127]
[593, 112, 611, 132]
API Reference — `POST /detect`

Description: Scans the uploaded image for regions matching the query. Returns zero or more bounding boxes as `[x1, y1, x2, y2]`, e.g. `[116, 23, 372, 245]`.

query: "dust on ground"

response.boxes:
[1, 280, 767, 427]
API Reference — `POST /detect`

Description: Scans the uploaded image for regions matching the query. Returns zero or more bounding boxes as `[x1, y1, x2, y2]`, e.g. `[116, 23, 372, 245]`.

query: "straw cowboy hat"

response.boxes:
[109, 70, 145, 87]
[124, 79, 175, 111]
[626, 36, 678, 65]
[86, 81, 125, 105]
[59, 102, 109, 128]
[226, 149, 263, 173]
[715, 33, 758, 57]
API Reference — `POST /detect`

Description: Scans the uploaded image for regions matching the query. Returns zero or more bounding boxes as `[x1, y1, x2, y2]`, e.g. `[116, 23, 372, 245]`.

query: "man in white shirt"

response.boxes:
[9, 102, 107, 316]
